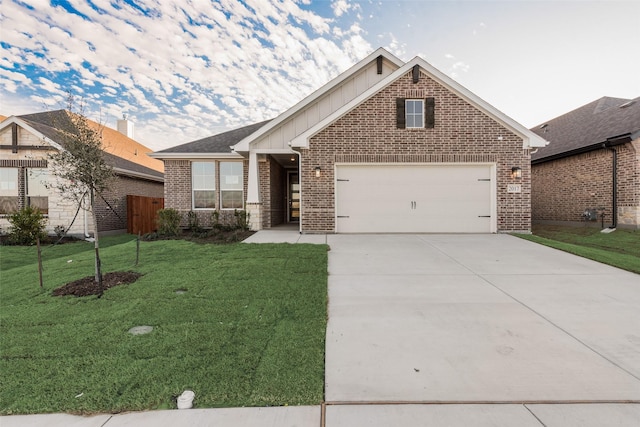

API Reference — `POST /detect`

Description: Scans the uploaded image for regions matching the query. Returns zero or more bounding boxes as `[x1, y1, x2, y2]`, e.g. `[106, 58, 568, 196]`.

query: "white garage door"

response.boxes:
[335, 164, 494, 233]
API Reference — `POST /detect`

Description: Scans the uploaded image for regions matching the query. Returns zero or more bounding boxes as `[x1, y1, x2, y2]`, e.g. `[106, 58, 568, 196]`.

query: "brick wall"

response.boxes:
[301, 70, 530, 232]
[95, 175, 164, 232]
[532, 140, 639, 228]
[269, 158, 285, 227]
[258, 158, 271, 228]
[163, 158, 249, 228]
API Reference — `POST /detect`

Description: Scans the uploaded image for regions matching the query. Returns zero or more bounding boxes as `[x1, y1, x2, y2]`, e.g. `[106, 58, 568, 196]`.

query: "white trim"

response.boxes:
[1, 116, 166, 182]
[191, 161, 217, 210]
[0, 116, 64, 151]
[219, 161, 244, 210]
[246, 150, 260, 203]
[113, 167, 164, 183]
[232, 48, 404, 153]
[291, 57, 549, 150]
[150, 152, 244, 159]
[405, 99, 425, 129]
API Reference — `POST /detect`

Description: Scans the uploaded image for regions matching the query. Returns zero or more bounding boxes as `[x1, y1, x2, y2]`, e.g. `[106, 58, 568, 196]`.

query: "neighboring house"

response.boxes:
[530, 97, 640, 229]
[0, 110, 164, 236]
[152, 48, 547, 233]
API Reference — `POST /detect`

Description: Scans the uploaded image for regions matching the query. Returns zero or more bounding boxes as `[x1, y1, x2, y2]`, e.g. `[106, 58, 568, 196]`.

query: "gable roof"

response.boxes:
[152, 120, 271, 158]
[1, 111, 163, 182]
[17, 110, 164, 173]
[531, 96, 640, 163]
[232, 47, 405, 153]
[289, 56, 548, 150]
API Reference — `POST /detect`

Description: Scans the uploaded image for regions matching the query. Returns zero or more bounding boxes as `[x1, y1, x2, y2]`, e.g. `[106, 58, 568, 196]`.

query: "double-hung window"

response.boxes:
[192, 162, 216, 209]
[406, 99, 424, 128]
[26, 168, 48, 214]
[0, 168, 19, 214]
[0, 168, 49, 214]
[220, 162, 243, 209]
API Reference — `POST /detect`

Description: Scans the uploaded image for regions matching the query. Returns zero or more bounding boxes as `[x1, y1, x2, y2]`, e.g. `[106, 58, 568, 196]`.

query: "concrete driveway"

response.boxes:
[325, 234, 640, 424]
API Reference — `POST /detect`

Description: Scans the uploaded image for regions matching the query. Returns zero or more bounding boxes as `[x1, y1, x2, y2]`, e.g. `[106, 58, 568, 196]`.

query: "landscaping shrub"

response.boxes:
[157, 208, 181, 236]
[6, 206, 47, 245]
[234, 209, 250, 231]
[186, 211, 202, 233]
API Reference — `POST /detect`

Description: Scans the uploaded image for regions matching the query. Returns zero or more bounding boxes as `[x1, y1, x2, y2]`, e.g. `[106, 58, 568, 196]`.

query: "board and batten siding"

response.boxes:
[252, 60, 399, 150]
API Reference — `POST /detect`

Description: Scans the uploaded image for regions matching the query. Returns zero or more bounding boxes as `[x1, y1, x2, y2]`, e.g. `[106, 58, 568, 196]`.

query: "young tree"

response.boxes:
[47, 100, 114, 290]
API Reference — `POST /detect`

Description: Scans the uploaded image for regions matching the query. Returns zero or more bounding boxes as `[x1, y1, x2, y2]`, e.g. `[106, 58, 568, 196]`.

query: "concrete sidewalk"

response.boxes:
[4, 403, 640, 426]
[3, 233, 640, 426]
[0, 406, 320, 427]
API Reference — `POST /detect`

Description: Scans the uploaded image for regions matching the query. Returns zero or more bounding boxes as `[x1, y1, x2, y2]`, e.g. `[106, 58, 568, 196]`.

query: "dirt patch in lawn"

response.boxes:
[52, 271, 142, 297]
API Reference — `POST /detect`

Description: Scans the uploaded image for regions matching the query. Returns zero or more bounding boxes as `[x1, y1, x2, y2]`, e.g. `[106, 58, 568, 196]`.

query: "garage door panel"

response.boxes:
[336, 165, 493, 233]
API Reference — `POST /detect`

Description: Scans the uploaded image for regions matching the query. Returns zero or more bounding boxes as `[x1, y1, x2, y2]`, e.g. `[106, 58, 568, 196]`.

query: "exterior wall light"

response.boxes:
[315, 166, 321, 178]
[511, 167, 522, 179]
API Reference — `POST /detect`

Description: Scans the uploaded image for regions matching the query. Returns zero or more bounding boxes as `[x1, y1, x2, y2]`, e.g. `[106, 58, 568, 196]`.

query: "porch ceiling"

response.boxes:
[269, 153, 299, 168]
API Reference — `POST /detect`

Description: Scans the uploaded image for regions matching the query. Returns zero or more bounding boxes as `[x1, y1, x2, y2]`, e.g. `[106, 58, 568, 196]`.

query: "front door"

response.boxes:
[288, 172, 300, 222]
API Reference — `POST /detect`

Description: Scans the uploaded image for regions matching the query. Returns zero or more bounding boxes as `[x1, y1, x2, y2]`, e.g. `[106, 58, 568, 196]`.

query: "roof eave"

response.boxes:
[0, 116, 64, 151]
[233, 47, 405, 153]
[291, 57, 550, 150]
[149, 152, 244, 160]
[114, 167, 164, 183]
[531, 134, 633, 164]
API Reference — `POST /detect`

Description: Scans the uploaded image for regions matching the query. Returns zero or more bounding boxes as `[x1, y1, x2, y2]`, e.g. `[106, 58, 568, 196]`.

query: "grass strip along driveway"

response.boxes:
[516, 225, 640, 274]
[0, 236, 327, 414]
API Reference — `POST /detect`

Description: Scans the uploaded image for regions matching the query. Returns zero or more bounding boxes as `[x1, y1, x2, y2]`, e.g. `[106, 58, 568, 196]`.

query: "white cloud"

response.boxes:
[331, 0, 352, 17]
[0, 0, 373, 149]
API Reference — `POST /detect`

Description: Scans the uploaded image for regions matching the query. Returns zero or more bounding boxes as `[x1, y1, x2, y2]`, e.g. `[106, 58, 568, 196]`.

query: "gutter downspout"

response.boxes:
[83, 194, 92, 239]
[602, 142, 618, 229]
[601, 134, 632, 230]
[609, 147, 618, 229]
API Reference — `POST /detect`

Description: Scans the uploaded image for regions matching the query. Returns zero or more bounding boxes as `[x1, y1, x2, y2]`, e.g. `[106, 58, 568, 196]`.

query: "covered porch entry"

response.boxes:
[247, 151, 300, 230]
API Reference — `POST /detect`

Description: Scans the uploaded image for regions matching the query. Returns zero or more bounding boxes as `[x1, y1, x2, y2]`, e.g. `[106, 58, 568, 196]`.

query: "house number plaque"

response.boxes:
[507, 184, 522, 193]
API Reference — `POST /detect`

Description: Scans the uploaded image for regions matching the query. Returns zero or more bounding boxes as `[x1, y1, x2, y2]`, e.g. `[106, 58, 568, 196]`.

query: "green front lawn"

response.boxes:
[515, 224, 640, 274]
[0, 236, 328, 414]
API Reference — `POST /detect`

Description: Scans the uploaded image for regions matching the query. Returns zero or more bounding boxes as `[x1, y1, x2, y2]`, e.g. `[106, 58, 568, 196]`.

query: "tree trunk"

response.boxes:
[90, 190, 103, 291]
[37, 236, 43, 288]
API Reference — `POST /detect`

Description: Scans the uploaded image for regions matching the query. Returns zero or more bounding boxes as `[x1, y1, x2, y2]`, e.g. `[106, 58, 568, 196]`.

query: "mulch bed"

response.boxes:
[52, 271, 142, 297]
[143, 229, 255, 244]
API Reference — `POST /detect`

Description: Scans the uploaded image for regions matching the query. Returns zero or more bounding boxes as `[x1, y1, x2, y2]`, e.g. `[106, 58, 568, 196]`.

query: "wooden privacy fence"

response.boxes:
[127, 195, 164, 235]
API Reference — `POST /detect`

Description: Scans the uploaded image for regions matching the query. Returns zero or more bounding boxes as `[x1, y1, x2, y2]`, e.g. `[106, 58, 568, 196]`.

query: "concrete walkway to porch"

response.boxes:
[242, 224, 328, 244]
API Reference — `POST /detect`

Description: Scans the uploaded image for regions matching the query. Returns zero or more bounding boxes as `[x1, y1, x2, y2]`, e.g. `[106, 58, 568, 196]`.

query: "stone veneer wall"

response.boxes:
[1, 124, 166, 236]
[300, 70, 530, 233]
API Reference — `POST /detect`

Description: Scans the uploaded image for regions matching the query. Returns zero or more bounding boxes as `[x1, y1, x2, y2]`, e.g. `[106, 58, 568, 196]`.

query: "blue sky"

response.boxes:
[2, 0, 639, 150]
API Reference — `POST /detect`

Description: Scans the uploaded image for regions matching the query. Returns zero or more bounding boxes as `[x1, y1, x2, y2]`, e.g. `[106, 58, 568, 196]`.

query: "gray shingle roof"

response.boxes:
[156, 120, 271, 154]
[531, 96, 640, 163]
[18, 110, 164, 181]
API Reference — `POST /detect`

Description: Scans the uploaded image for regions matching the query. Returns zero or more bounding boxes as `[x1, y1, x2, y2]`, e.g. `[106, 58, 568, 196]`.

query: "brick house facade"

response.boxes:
[531, 97, 640, 229]
[155, 48, 547, 233]
[299, 70, 531, 232]
[0, 111, 164, 236]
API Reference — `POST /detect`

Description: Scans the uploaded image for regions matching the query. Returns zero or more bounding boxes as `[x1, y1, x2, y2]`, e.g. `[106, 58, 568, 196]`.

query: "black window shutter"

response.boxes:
[396, 98, 406, 129]
[425, 97, 435, 128]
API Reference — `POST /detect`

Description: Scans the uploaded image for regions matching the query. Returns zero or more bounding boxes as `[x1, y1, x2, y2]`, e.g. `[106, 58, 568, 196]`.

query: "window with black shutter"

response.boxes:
[396, 98, 406, 129]
[425, 97, 435, 128]
[396, 97, 435, 129]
